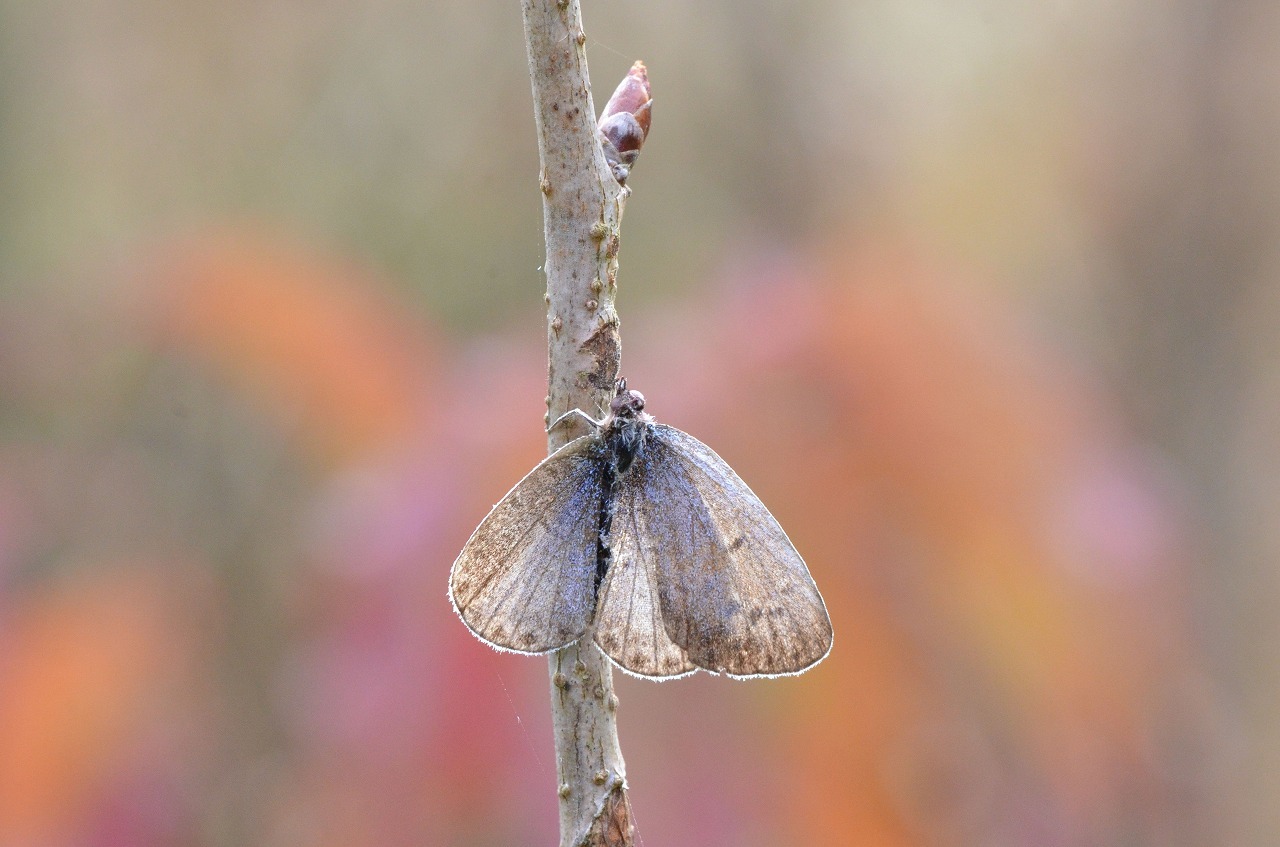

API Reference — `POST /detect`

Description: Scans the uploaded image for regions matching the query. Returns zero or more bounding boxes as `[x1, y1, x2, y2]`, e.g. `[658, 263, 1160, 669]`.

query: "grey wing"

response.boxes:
[619, 424, 833, 678]
[449, 435, 605, 654]
[594, 494, 698, 679]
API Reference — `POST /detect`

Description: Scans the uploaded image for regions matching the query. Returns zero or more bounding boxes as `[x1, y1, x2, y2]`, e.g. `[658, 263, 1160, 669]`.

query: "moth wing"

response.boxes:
[626, 424, 833, 677]
[594, 499, 697, 679]
[449, 435, 605, 654]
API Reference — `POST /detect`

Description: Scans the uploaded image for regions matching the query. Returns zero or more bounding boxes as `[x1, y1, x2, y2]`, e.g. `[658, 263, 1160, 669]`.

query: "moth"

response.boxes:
[449, 379, 833, 679]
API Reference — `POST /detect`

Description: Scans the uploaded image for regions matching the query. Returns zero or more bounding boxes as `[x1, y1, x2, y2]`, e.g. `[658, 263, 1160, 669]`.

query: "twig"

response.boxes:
[521, 1, 634, 844]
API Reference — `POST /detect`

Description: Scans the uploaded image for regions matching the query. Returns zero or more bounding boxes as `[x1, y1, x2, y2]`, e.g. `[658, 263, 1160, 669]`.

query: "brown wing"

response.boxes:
[594, 494, 698, 679]
[608, 424, 832, 678]
[449, 435, 606, 654]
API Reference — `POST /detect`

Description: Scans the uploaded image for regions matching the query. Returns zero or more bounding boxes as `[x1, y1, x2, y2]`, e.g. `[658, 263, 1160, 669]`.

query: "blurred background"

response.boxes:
[1, 0, 1276, 844]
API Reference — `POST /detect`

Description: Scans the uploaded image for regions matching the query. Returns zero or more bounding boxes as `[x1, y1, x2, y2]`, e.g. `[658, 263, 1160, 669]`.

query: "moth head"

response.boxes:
[610, 388, 646, 419]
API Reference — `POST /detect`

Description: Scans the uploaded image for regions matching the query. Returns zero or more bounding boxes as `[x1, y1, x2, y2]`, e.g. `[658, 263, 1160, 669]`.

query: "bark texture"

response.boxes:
[520, 1, 633, 844]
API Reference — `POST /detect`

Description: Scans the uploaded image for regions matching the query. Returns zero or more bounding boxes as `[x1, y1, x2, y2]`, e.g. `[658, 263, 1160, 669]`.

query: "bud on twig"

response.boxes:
[598, 61, 651, 185]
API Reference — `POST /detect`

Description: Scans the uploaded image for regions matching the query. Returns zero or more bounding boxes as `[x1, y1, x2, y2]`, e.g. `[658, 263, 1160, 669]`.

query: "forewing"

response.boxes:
[450, 435, 605, 654]
[624, 424, 833, 677]
[594, 497, 697, 679]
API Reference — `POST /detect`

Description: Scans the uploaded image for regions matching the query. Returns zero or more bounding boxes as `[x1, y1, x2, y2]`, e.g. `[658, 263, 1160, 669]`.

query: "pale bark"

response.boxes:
[521, 1, 633, 844]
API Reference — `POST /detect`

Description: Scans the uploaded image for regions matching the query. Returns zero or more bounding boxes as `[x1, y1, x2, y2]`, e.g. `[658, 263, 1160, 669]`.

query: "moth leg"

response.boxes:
[547, 407, 605, 435]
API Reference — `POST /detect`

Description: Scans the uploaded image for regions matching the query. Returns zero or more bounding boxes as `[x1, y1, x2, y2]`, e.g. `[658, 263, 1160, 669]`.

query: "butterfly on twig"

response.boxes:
[449, 379, 833, 679]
